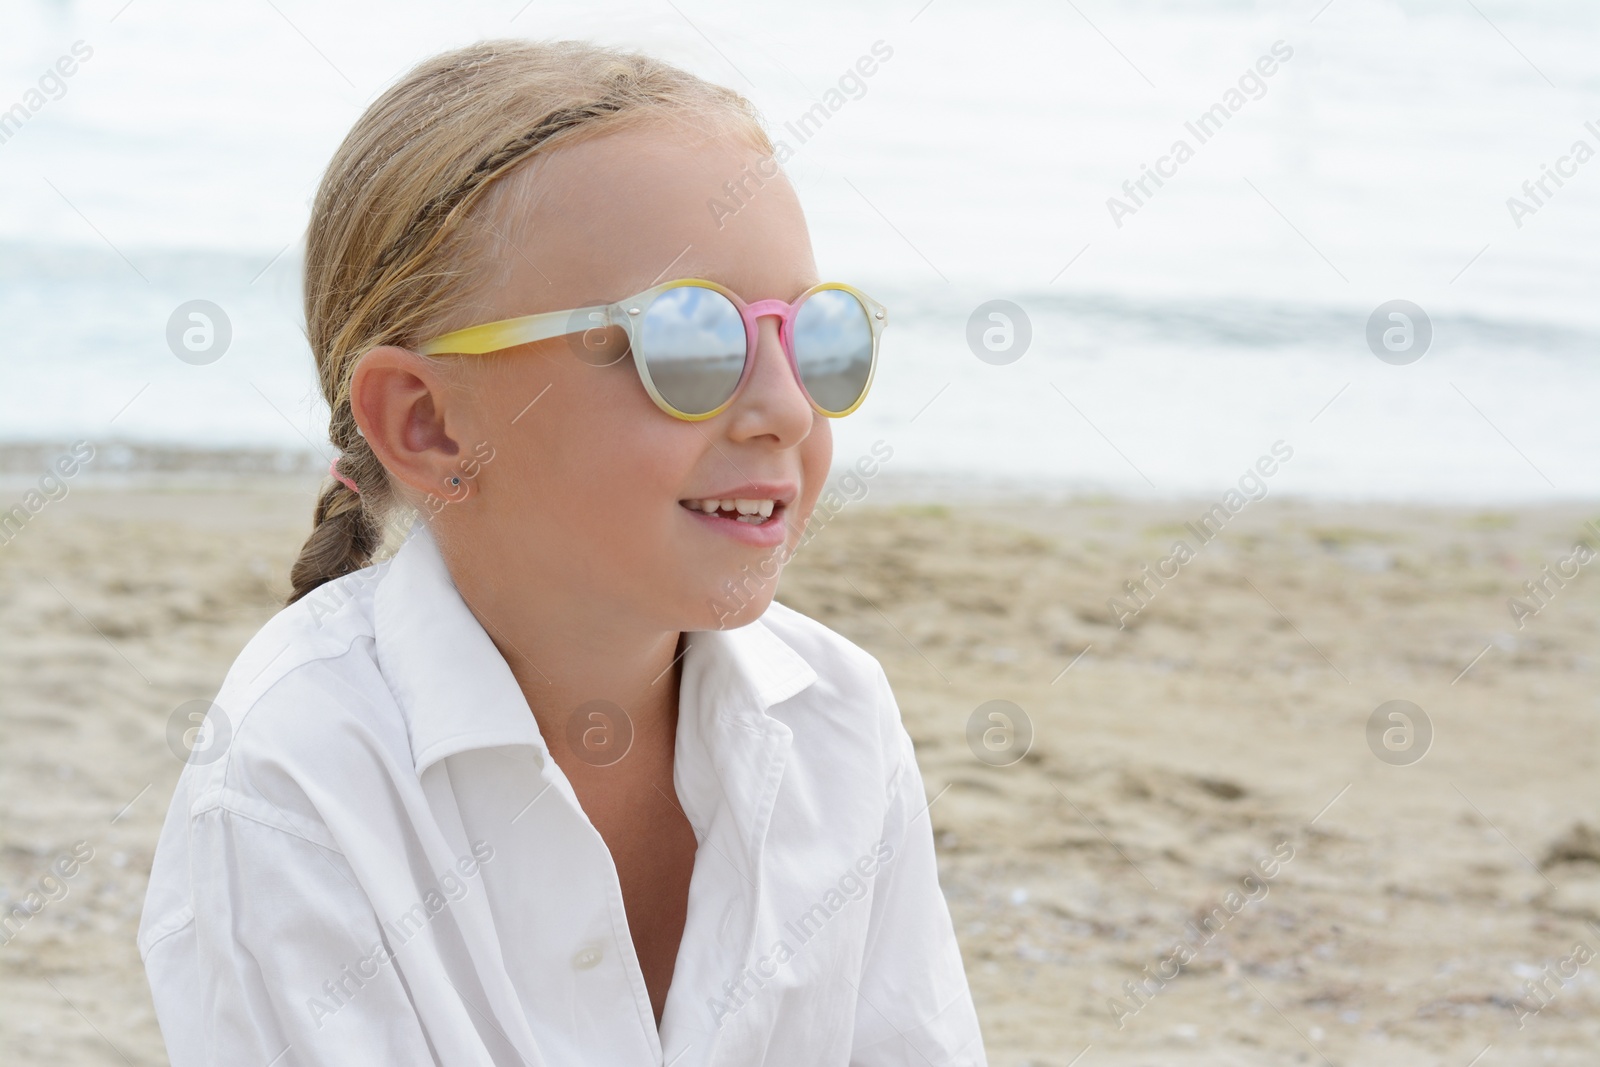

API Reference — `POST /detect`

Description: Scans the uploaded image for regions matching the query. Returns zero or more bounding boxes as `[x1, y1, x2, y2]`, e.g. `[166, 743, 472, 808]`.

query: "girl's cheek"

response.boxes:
[643, 420, 710, 480]
[800, 418, 833, 510]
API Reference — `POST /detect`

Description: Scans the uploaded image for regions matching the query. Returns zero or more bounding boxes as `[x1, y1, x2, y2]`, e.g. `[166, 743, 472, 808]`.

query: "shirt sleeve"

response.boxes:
[849, 672, 988, 1067]
[143, 803, 437, 1067]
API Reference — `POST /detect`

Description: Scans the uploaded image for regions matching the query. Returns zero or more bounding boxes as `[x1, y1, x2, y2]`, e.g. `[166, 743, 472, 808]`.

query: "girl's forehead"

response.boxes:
[535, 119, 764, 200]
[501, 129, 815, 306]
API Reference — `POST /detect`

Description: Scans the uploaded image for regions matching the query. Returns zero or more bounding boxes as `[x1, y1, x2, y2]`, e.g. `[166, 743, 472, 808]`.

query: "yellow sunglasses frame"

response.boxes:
[416, 278, 887, 421]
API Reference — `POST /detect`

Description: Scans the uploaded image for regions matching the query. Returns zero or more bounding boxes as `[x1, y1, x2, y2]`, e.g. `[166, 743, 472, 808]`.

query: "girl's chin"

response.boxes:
[691, 579, 779, 631]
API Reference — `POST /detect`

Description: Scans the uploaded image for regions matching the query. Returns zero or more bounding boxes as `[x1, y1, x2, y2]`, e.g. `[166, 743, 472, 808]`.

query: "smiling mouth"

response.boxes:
[678, 497, 783, 526]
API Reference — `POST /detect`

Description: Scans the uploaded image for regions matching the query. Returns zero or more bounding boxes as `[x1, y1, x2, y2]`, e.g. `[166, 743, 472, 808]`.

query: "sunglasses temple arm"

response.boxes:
[417, 302, 617, 356]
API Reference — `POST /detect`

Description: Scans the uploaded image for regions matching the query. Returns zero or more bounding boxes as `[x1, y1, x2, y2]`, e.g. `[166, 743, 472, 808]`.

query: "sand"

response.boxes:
[1, 476, 1597, 1065]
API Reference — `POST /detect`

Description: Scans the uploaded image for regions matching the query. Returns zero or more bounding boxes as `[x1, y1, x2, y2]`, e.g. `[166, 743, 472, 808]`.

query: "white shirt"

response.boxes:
[138, 522, 986, 1066]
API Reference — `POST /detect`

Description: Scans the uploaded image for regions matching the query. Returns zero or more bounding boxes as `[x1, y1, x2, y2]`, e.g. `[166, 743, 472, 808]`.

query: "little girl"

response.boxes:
[138, 38, 984, 1066]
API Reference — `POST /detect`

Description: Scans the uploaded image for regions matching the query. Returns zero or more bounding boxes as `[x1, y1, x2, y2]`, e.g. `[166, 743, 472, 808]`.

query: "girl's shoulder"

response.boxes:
[138, 560, 414, 963]
[172, 559, 408, 821]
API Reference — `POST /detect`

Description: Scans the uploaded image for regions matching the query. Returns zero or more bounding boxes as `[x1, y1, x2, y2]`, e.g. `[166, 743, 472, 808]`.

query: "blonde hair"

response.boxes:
[288, 38, 772, 604]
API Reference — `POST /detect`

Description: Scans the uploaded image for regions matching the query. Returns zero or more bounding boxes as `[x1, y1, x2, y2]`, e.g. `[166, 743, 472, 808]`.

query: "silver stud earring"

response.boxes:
[450, 477, 461, 487]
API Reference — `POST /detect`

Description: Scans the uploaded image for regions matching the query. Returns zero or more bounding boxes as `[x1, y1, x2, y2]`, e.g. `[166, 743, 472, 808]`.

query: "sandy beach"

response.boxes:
[1, 475, 1596, 1065]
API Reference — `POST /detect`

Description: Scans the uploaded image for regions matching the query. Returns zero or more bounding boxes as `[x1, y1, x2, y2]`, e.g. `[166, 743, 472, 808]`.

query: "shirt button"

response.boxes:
[572, 945, 604, 970]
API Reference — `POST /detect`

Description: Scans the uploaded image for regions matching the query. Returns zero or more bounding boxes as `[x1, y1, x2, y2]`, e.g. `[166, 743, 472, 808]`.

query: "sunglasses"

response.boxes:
[417, 278, 886, 421]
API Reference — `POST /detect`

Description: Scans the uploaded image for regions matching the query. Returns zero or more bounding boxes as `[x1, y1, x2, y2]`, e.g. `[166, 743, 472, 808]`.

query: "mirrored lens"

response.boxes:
[638, 286, 748, 415]
[793, 288, 874, 414]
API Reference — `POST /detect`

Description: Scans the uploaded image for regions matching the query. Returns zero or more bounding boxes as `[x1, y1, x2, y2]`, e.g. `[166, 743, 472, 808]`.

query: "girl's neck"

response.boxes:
[504, 626, 684, 762]
[446, 569, 683, 769]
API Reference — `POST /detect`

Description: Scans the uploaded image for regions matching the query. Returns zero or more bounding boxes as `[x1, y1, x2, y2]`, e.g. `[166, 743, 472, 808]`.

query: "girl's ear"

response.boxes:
[350, 346, 466, 499]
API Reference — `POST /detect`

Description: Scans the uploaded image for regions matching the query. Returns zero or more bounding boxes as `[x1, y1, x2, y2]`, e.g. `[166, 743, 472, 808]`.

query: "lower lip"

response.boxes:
[679, 503, 789, 548]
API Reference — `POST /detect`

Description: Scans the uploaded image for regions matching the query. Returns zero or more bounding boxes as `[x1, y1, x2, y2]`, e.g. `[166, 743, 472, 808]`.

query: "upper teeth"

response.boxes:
[689, 498, 775, 517]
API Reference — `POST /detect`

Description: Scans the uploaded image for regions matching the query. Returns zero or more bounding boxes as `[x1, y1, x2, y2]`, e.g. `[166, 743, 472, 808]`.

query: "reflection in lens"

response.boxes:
[794, 288, 873, 413]
[639, 286, 747, 415]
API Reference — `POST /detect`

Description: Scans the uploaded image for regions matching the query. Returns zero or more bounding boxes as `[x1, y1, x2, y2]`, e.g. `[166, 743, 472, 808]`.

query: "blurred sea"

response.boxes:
[2, 0, 1597, 502]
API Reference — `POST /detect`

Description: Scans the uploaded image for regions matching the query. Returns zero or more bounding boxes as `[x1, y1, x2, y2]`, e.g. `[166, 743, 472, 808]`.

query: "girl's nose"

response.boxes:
[722, 313, 813, 446]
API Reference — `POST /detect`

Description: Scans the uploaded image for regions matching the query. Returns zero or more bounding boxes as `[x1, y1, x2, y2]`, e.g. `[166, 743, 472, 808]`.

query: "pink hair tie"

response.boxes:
[330, 458, 360, 495]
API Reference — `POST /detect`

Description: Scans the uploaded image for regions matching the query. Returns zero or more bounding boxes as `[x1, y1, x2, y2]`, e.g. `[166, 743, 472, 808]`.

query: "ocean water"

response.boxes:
[2, 0, 1597, 501]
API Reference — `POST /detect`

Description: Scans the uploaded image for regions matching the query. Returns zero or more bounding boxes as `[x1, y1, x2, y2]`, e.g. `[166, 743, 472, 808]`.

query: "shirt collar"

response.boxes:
[372, 521, 819, 780]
